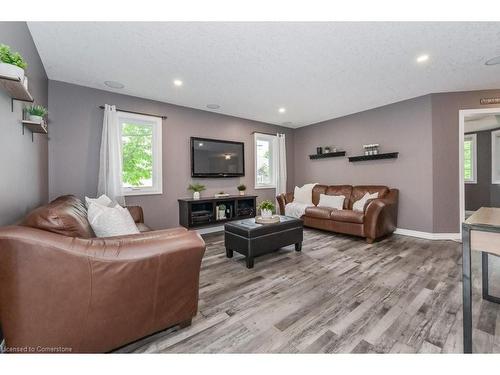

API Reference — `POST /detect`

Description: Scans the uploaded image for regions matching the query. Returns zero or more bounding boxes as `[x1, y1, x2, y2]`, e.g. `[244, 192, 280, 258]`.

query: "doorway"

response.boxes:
[459, 108, 500, 235]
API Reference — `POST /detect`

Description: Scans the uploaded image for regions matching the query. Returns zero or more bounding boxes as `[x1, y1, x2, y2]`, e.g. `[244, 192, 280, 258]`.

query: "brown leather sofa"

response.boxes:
[277, 185, 398, 243]
[0, 195, 206, 353]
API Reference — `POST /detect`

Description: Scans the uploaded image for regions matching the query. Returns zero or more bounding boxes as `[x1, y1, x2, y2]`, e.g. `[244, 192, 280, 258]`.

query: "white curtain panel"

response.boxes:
[275, 133, 287, 196]
[97, 104, 125, 206]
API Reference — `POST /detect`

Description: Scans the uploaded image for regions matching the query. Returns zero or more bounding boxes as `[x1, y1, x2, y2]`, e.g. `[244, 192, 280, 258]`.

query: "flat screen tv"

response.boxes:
[191, 137, 245, 177]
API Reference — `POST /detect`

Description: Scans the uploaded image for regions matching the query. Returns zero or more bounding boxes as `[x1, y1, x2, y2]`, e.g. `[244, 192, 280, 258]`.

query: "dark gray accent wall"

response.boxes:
[431, 89, 500, 233]
[293, 95, 434, 232]
[464, 128, 500, 211]
[0, 22, 48, 225]
[48, 80, 294, 230]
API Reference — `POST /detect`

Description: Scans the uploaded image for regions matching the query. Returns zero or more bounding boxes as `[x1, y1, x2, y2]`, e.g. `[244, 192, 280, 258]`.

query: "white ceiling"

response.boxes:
[28, 22, 500, 128]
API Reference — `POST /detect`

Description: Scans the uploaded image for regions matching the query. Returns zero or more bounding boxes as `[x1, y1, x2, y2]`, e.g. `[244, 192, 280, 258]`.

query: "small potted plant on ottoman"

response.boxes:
[188, 183, 205, 200]
[258, 200, 275, 219]
[237, 184, 246, 196]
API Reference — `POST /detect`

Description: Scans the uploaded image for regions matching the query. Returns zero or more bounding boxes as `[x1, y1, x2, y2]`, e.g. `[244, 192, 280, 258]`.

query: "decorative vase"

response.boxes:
[261, 209, 272, 219]
[219, 209, 225, 219]
[0, 63, 25, 81]
[239, 190, 245, 196]
[316, 147, 323, 155]
[193, 191, 200, 200]
[29, 115, 43, 123]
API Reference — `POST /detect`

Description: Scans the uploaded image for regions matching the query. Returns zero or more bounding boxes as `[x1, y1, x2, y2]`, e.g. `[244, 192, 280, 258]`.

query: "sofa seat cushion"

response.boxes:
[330, 209, 364, 224]
[22, 195, 94, 238]
[304, 206, 335, 220]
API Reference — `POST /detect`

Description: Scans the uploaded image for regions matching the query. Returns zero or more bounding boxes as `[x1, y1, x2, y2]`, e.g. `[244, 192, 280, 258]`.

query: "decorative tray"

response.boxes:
[255, 215, 281, 224]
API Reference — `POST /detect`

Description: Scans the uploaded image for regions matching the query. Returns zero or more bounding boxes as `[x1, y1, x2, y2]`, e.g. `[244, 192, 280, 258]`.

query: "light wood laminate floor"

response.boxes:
[120, 229, 500, 353]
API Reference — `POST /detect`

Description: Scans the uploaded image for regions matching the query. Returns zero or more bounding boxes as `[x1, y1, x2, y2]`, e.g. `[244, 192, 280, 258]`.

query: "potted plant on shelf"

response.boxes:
[237, 184, 246, 196]
[258, 200, 275, 219]
[26, 105, 48, 124]
[188, 183, 206, 200]
[0, 44, 28, 81]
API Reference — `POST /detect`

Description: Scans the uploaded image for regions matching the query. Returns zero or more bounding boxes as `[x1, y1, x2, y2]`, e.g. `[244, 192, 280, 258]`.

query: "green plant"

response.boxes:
[218, 204, 226, 211]
[258, 200, 275, 212]
[188, 183, 206, 193]
[237, 184, 247, 191]
[26, 104, 48, 117]
[0, 44, 27, 69]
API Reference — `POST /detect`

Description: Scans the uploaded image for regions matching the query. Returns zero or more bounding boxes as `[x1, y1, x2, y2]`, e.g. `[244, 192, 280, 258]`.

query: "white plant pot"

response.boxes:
[29, 115, 43, 123]
[0, 63, 25, 81]
[193, 191, 200, 200]
[239, 190, 245, 196]
[261, 209, 272, 219]
[219, 210, 226, 219]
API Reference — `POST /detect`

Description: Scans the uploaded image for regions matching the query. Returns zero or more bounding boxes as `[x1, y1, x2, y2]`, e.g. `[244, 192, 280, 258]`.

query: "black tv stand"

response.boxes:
[178, 195, 257, 229]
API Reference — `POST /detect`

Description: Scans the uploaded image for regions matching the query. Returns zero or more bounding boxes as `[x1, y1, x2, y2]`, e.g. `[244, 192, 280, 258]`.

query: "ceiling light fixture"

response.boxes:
[416, 54, 429, 63]
[104, 81, 124, 89]
[278, 107, 286, 113]
[173, 79, 183, 87]
[485, 56, 500, 66]
[207, 104, 220, 109]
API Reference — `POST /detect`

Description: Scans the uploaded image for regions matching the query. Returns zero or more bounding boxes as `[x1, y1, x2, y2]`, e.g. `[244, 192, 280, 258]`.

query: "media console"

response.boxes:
[178, 195, 257, 229]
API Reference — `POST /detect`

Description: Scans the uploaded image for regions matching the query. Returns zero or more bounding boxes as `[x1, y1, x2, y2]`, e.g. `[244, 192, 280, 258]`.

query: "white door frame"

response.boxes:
[459, 107, 500, 236]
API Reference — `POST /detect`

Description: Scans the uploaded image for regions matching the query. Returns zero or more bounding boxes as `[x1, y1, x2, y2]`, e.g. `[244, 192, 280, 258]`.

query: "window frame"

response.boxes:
[463, 133, 477, 184]
[254, 132, 277, 189]
[117, 111, 163, 196]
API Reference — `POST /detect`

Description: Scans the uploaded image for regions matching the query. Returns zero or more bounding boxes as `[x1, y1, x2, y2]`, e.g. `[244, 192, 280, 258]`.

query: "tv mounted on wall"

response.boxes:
[191, 137, 245, 177]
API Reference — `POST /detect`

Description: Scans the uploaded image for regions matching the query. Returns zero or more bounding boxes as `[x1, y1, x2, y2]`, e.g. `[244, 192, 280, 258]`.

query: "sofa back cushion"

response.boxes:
[22, 195, 94, 238]
[350, 186, 389, 209]
[326, 185, 353, 209]
[311, 185, 328, 206]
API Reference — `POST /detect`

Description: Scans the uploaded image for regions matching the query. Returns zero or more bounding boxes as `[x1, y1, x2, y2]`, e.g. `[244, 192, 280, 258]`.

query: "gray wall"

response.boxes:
[48, 81, 294, 230]
[293, 95, 434, 232]
[431, 89, 500, 233]
[0, 22, 48, 225]
[464, 128, 500, 211]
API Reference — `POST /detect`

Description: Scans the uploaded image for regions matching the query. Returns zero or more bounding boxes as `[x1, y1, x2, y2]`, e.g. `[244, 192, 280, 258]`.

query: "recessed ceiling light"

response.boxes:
[207, 104, 220, 109]
[278, 107, 286, 113]
[104, 81, 124, 89]
[173, 79, 183, 87]
[416, 54, 429, 63]
[485, 56, 500, 66]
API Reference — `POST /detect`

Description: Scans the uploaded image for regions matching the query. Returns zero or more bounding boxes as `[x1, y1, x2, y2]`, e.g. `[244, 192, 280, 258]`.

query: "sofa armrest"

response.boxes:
[276, 192, 294, 215]
[126, 205, 144, 223]
[364, 189, 399, 241]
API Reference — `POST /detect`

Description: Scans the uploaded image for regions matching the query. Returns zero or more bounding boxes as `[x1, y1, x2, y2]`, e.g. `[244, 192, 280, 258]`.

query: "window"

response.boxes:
[463, 133, 477, 184]
[118, 111, 162, 195]
[254, 133, 276, 189]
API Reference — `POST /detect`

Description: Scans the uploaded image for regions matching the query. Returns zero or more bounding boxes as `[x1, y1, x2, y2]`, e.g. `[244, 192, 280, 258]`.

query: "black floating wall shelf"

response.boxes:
[348, 152, 399, 162]
[309, 151, 346, 160]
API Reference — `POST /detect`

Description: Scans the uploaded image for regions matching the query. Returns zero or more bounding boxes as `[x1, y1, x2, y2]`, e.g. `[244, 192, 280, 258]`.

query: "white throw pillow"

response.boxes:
[293, 183, 318, 205]
[352, 192, 379, 212]
[85, 194, 113, 208]
[318, 194, 345, 210]
[87, 202, 140, 237]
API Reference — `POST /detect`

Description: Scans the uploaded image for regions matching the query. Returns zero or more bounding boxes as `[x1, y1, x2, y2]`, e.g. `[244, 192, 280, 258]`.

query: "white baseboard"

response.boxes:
[194, 225, 224, 235]
[394, 228, 461, 241]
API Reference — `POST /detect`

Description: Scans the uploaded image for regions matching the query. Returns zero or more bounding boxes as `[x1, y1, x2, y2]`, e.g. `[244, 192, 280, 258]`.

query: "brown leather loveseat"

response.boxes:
[277, 185, 398, 243]
[0, 195, 206, 353]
